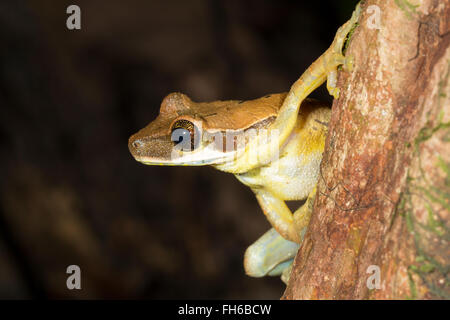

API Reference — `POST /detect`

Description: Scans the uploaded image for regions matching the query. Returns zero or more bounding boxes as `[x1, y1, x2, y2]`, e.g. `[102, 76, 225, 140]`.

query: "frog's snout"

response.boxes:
[128, 132, 175, 164]
[128, 134, 144, 158]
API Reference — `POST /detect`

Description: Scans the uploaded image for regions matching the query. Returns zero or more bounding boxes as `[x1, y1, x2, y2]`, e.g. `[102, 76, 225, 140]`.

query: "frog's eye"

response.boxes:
[171, 119, 200, 151]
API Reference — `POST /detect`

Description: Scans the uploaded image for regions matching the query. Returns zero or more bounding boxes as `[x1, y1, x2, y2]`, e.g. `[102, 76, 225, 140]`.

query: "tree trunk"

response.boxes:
[283, 0, 449, 300]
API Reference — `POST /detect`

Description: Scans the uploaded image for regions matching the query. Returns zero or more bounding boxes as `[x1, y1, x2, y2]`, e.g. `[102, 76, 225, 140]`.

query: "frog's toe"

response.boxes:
[331, 3, 361, 56]
[344, 55, 354, 72]
[343, 2, 361, 36]
[280, 262, 293, 285]
[244, 228, 299, 279]
[353, 2, 362, 22]
[326, 69, 341, 99]
[330, 87, 340, 100]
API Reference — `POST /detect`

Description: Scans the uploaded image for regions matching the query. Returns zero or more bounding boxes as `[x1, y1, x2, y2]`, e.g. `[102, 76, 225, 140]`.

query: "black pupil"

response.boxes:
[172, 128, 190, 144]
[171, 120, 198, 151]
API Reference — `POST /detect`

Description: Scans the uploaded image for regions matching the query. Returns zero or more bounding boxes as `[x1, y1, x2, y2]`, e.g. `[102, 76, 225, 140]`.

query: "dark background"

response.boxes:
[0, 0, 358, 299]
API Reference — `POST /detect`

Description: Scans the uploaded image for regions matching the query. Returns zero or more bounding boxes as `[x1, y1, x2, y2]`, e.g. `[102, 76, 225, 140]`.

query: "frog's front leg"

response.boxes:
[235, 4, 360, 171]
[294, 2, 359, 101]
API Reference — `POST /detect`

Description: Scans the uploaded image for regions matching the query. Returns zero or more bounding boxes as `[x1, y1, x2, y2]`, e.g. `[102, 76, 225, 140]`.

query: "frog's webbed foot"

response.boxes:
[244, 228, 299, 284]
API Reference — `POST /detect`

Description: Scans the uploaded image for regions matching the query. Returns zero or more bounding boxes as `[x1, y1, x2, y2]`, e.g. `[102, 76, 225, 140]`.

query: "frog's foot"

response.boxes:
[324, 3, 360, 98]
[244, 228, 299, 284]
[325, 50, 354, 98]
[281, 261, 293, 285]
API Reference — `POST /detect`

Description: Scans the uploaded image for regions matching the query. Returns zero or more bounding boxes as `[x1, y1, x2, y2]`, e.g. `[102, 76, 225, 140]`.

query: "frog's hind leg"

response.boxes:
[244, 228, 299, 284]
[243, 188, 317, 284]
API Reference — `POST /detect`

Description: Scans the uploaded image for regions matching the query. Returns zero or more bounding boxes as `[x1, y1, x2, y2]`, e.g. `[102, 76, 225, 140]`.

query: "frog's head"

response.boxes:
[128, 92, 284, 167]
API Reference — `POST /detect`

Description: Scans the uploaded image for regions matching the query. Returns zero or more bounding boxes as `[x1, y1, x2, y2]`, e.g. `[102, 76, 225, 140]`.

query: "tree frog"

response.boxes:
[129, 5, 360, 284]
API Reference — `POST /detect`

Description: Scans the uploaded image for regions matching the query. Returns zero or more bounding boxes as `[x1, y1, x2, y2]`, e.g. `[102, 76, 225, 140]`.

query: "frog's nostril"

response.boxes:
[132, 140, 143, 149]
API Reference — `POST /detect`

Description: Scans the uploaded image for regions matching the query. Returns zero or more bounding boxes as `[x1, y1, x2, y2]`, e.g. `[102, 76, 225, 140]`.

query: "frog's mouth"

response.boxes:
[128, 134, 238, 166]
[136, 151, 236, 166]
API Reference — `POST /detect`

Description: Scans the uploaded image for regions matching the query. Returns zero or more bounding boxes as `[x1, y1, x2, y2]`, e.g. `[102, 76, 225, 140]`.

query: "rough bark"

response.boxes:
[283, 0, 449, 299]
